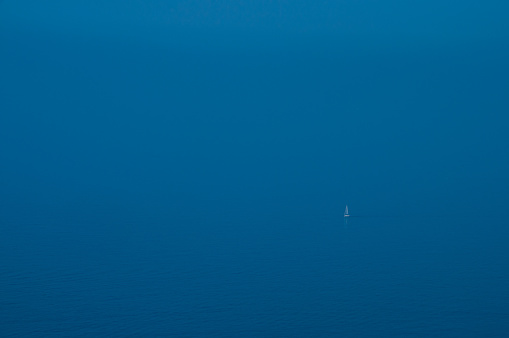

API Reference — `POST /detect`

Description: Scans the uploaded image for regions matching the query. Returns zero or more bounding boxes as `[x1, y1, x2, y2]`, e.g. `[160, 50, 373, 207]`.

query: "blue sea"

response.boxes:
[2, 211, 508, 337]
[2, 7, 509, 335]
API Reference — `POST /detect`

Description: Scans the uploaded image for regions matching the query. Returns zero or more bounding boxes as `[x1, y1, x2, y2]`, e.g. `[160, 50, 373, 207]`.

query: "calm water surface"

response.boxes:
[2, 213, 508, 336]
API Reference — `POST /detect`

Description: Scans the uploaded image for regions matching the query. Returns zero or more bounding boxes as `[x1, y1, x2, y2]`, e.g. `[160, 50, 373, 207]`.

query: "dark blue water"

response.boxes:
[2, 5, 509, 335]
[2, 212, 508, 336]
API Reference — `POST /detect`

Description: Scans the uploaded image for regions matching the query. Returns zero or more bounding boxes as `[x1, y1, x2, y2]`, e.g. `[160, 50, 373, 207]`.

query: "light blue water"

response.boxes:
[2, 213, 508, 336]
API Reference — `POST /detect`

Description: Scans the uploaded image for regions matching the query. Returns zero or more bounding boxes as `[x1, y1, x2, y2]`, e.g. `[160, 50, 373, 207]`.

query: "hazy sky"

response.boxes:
[1, 1, 508, 219]
[2, 1, 509, 42]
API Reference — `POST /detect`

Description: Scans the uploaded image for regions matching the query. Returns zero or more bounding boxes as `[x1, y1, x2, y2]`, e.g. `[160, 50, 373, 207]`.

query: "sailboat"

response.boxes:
[344, 205, 350, 217]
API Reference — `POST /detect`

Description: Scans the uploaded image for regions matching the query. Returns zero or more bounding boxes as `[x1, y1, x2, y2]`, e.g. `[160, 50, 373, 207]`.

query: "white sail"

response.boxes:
[344, 205, 349, 217]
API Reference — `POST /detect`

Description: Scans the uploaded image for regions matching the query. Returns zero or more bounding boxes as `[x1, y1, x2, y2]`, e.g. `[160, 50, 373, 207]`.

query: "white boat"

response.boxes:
[344, 205, 350, 217]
